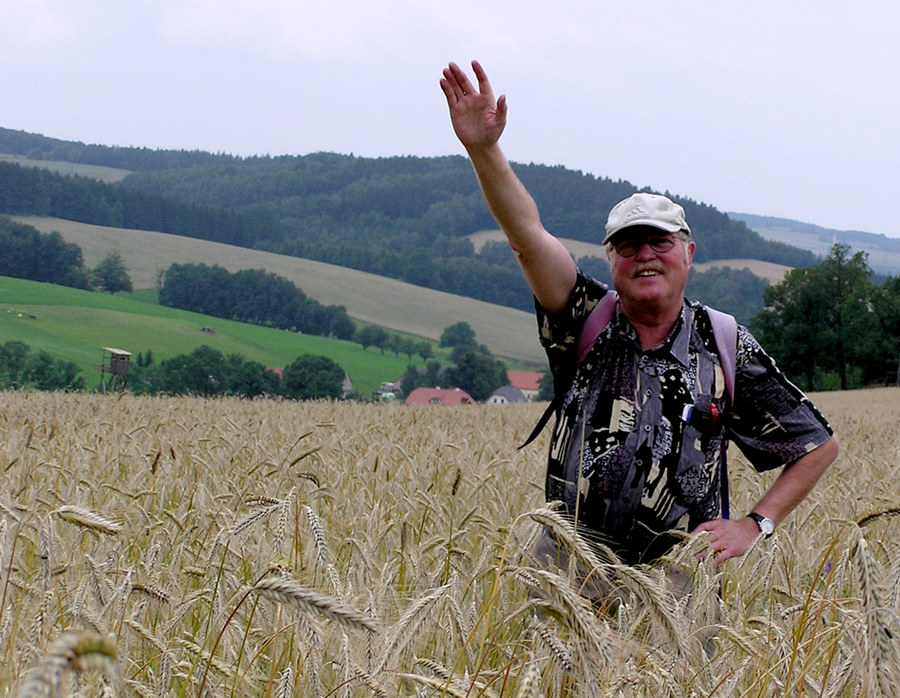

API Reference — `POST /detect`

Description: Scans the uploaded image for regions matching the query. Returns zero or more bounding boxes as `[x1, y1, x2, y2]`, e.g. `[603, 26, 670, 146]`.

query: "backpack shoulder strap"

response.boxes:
[705, 306, 738, 406]
[576, 291, 619, 365]
[704, 305, 738, 519]
[521, 299, 739, 460]
[519, 291, 618, 451]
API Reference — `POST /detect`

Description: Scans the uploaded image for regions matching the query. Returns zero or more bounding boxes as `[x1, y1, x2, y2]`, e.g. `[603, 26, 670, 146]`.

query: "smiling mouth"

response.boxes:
[635, 269, 662, 278]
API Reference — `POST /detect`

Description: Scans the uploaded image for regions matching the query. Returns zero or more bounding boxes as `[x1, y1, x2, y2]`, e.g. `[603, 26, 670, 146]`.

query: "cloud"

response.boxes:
[0, 0, 75, 52]
[154, 0, 434, 62]
[2, 0, 899, 234]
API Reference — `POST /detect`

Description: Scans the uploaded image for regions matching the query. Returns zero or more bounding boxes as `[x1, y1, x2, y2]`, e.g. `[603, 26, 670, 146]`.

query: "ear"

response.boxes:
[686, 238, 696, 265]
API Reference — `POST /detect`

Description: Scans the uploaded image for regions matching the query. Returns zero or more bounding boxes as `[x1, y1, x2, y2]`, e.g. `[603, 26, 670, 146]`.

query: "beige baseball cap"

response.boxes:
[602, 192, 691, 245]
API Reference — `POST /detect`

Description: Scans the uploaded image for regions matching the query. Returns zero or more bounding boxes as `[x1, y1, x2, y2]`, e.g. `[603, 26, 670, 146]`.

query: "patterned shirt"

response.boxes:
[537, 271, 833, 564]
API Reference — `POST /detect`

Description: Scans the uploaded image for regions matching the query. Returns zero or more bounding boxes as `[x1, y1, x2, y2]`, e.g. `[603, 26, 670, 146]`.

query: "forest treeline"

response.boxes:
[0, 127, 232, 171]
[0, 340, 85, 391]
[160, 263, 355, 339]
[0, 214, 91, 289]
[127, 346, 347, 400]
[0, 128, 819, 322]
[0, 161, 266, 246]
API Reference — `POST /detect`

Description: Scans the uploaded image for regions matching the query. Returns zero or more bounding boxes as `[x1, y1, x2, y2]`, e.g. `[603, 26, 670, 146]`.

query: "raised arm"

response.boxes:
[440, 61, 576, 314]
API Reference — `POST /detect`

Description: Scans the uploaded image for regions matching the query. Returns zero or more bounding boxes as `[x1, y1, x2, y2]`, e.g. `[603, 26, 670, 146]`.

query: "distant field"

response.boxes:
[13, 216, 546, 366]
[468, 229, 792, 284]
[0, 276, 417, 395]
[0, 153, 132, 182]
[751, 223, 900, 275]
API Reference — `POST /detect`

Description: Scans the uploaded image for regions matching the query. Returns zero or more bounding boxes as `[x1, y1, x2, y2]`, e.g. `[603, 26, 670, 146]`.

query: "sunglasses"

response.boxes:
[612, 233, 682, 258]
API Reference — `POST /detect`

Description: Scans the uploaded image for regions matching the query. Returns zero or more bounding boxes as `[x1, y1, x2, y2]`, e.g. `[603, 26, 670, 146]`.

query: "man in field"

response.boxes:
[439, 61, 839, 585]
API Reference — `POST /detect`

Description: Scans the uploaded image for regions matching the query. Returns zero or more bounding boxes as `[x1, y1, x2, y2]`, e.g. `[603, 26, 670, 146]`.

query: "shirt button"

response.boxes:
[644, 389, 652, 397]
[643, 425, 652, 432]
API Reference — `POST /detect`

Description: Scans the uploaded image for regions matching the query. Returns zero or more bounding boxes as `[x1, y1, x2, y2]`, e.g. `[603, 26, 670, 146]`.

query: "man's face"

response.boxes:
[608, 226, 695, 313]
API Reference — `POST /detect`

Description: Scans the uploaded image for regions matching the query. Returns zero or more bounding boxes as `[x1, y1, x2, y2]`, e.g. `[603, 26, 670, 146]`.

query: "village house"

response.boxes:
[404, 387, 475, 405]
[505, 370, 544, 401]
[487, 385, 528, 404]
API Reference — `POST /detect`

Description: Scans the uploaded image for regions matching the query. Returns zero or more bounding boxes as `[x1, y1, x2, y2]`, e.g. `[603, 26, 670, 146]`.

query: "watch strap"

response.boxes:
[748, 512, 774, 537]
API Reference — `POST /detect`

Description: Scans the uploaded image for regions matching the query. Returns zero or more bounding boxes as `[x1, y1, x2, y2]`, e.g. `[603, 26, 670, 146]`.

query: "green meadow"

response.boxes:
[12, 215, 546, 366]
[0, 276, 420, 396]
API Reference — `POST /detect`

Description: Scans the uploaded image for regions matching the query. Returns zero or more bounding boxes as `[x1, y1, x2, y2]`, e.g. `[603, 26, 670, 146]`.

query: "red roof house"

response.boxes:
[506, 370, 545, 400]
[404, 387, 475, 406]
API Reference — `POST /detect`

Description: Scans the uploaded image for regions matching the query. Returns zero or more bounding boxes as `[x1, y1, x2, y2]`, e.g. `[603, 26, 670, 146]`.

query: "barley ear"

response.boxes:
[20, 631, 119, 698]
[54, 506, 122, 536]
[251, 575, 379, 633]
[853, 530, 900, 696]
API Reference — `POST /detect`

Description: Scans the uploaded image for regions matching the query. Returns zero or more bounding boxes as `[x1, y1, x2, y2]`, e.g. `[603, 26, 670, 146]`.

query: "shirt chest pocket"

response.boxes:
[673, 393, 727, 504]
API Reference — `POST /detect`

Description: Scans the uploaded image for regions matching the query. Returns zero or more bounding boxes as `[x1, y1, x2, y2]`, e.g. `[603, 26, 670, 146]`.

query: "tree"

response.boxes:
[423, 359, 443, 387]
[416, 341, 434, 362]
[281, 355, 345, 400]
[398, 364, 422, 397]
[355, 325, 390, 353]
[0, 216, 90, 289]
[440, 321, 478, 352]
[537, 372, 555, 401]
[390, 336, 417, 359]
[752, 244, 878, 390]
[22, 350, 85, 390]
[686, 266, 768, 325]
[92, 252, 133, 294]
[870, 275, 900, 385]
[329, 312, 356, 340]
[0, 341, 84, 390]
[445, 350, 507, 401]
[158, 262, 353, 338]
[0, 340, 29, 388]
[225, 355, 280, 398]
[158, 345, 227, 396]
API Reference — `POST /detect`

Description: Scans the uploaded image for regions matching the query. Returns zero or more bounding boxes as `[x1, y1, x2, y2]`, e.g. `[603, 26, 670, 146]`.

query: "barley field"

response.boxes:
[1, 388, 898, 696]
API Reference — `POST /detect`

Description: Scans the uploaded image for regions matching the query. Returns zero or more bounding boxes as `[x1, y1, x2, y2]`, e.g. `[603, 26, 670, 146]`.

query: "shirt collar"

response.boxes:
[618, 301, 692, 368]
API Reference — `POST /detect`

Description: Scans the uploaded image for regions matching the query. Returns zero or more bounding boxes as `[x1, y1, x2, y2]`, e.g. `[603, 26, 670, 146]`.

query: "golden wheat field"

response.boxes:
[1, 388, 898, 697]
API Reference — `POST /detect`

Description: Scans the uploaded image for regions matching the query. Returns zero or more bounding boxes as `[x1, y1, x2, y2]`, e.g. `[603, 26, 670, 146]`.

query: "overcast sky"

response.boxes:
[3, 1, 898, 237]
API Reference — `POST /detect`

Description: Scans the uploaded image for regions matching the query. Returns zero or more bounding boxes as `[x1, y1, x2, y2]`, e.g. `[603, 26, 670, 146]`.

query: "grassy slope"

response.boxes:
[12, 215, 545, 366]
[0, 276, 420, 395]
[0, 153, 132, 182]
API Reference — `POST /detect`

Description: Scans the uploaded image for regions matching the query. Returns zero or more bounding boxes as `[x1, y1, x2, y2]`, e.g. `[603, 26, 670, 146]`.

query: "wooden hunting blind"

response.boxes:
[100, 347, 131, 391]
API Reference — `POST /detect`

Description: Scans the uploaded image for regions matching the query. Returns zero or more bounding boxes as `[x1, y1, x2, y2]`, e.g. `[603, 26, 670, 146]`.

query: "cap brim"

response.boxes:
[601, 220, 683, 245]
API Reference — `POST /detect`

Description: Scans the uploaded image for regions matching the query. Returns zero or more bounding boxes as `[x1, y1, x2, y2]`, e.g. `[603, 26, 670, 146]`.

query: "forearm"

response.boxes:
[466, 144, 576, 312]
[467, 144, 542, 242]
[693, 435, 839, 562]
[750, 435, 840, 526]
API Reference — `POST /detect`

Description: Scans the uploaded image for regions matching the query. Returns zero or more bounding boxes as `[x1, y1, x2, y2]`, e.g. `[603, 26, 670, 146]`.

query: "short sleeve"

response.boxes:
[534, 270, 610, 388]
[726, 326, 833, 472]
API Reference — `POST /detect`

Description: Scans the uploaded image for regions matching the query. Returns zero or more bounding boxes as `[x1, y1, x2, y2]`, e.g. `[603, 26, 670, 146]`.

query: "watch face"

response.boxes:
[750, 513, 774, 536]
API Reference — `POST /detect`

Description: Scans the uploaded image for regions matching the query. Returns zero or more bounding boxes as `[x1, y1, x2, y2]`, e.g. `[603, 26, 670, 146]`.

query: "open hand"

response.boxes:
[692, 516, 761, 564]
[440, 61, 508, 150]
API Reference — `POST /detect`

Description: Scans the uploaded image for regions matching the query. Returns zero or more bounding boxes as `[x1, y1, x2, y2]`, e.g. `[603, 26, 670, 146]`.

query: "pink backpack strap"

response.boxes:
[705, 306, 738, 519]
[576, 291, 619, 364]
[577, 293, 737, 406]
[706, 307, 737, 406]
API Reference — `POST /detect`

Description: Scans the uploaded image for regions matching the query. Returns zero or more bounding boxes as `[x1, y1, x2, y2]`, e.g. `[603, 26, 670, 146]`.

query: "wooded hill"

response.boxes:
[0, 126, 818, 322]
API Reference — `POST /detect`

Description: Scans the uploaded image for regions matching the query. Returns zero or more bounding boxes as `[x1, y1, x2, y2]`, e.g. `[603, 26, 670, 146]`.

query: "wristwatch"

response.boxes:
[748, 512, 775, 538]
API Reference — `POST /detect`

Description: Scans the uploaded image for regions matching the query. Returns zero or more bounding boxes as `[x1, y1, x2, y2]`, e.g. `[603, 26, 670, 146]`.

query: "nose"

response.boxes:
[633, 240, 658, 260]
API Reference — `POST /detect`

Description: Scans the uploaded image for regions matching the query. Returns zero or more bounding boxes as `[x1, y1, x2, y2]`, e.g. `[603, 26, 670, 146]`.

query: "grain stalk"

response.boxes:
[20, 630, 119, 698]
